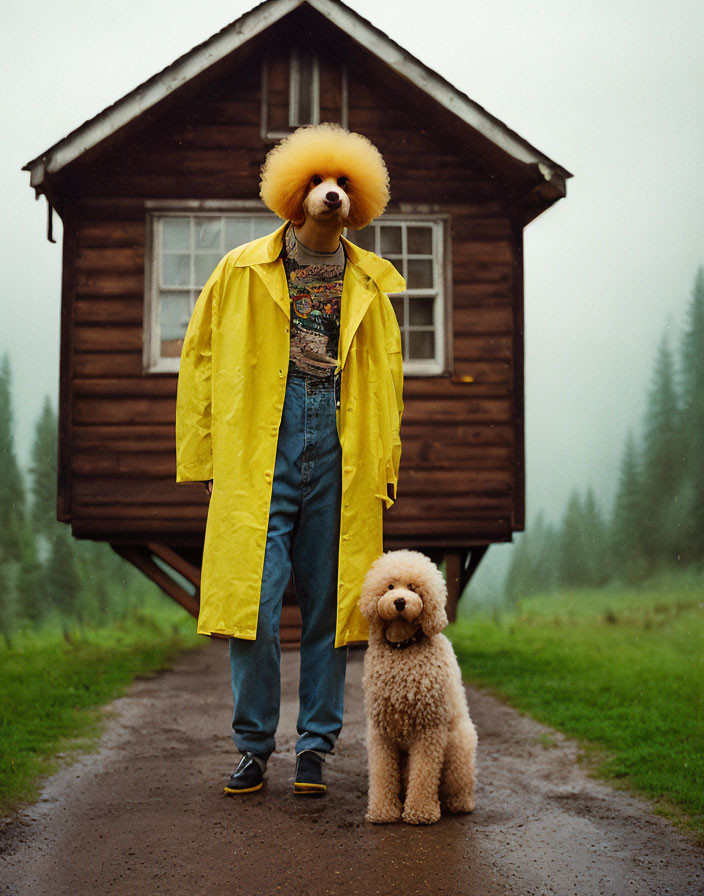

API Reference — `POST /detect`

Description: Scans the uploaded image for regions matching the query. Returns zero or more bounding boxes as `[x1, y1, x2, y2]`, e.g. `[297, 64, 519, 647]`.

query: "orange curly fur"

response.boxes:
[259, 124, 390, 229]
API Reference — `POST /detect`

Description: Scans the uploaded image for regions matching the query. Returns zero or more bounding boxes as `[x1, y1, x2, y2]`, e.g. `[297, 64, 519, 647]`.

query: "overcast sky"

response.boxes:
[3, 0, 703, 568]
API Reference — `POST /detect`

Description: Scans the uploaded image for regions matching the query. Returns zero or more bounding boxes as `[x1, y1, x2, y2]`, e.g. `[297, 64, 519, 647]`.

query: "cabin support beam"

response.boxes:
[146, 542, 201, 588]
[443, 546, 488, 622]
[112, 543, 200, 618]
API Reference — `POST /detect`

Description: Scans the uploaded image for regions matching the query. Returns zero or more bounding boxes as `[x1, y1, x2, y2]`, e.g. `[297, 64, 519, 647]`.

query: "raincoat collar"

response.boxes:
[233, 222, 405, 369]
[233, 221, 289, 267]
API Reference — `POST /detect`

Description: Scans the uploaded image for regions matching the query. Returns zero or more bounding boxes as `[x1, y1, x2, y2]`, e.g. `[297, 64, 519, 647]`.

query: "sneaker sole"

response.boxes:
[224, 782, 264, 794]
[294, 783, 327, 795]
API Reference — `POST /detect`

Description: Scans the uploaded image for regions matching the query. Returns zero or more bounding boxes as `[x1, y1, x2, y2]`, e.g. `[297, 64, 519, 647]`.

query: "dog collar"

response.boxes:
[384, 627, 425, 650]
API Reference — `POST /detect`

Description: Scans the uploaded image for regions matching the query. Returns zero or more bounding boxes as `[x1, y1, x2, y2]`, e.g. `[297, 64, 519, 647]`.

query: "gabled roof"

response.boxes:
[24, 0, 571, 198]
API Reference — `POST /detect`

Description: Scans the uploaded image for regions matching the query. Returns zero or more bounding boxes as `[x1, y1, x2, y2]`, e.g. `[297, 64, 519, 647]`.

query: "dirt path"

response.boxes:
[1, 641, 701, 896]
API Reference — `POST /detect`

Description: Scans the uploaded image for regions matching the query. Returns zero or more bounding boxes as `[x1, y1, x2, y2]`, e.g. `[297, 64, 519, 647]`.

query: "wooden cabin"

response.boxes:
[24, 0, 570, 642]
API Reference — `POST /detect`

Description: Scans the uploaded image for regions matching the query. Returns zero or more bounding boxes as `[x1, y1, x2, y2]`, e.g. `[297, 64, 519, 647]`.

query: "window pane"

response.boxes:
[391, 296, 405, 326]
[162, 253, 191, 287]
[409, 330, 435, 360]
[162, 218, 190, 251]
[380, 226, 402, 255]
[195, 253, 222, 287]
[251, 216, 279, 239]
[407, 259, 434, 289]
[224, 218, 254, 248]
[349, 228, 375, 251]
[160, 291, 192, 340]
[195, 218, 222, 250]
[407, 226, 433, 255]
[408, 297, 434, 326]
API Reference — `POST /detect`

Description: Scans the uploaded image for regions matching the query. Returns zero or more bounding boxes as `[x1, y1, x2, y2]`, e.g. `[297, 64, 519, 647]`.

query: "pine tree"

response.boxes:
[581, 488, 610, 585]
[680, 267, 704, 562]
[532, 513, 560, 593]
[29, 395, 59, 539]
[45, 527, 83, 621]
[536, 519, 561, 592]
[640, 333, 685, 566]
[611, 430, 645, 577]
[505, 513, 562, 600]
[0, 353, 26, 560]
[16, 525, 45, 624]
[0, 562, 14, 646]
[76, 540, 114, 621]
[558, 491, 591, 587]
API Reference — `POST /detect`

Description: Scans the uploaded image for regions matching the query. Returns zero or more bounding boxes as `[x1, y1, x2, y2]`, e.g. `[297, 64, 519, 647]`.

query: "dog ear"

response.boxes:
[359, 553, 387, 621]
[418, 561, 449, 636]
[358, 576, 380, 621]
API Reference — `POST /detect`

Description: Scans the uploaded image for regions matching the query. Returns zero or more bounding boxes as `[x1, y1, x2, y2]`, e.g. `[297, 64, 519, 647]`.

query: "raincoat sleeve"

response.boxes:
[175, 258, 225, 483]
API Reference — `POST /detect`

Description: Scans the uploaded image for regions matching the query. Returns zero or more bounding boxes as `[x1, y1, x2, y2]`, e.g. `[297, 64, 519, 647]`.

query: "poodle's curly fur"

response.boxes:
[259, 123, 389, 229]
[360, 550, 478, 825]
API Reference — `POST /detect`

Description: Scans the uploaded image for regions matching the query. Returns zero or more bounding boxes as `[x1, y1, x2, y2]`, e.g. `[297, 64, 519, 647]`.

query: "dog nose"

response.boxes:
[394, 597, 406, 612]
[326, 191, 339, 201]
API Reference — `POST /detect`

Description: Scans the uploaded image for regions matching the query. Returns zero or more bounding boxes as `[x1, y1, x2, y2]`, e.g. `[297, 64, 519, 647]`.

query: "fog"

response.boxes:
[3, 0, 703, 575]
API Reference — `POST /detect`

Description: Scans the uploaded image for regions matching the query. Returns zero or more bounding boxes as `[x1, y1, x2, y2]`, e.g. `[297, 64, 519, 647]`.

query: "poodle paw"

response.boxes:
[443, 794, 475, 814]
[365, 805, 402, 824]
[402, 802, 441, 825]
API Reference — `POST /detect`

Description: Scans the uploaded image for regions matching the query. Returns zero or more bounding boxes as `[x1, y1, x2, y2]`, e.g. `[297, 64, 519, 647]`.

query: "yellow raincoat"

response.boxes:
[176, 223, 404, 646]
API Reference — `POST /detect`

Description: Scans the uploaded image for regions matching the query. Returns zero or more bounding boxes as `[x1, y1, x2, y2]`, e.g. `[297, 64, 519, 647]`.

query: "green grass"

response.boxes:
[0, 596, 202, 815]
[449, 572, 704, 840]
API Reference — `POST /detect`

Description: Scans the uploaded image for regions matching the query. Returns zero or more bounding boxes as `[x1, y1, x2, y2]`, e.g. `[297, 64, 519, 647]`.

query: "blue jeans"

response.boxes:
[229, 370, 348, 760]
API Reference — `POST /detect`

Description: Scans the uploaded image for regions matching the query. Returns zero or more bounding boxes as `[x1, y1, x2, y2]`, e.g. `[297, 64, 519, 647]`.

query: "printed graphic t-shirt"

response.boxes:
[282, 225, 345, 378]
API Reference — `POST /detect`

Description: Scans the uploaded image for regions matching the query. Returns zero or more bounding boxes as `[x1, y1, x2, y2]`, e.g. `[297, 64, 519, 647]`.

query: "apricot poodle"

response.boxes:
[360, 550, 478, 824]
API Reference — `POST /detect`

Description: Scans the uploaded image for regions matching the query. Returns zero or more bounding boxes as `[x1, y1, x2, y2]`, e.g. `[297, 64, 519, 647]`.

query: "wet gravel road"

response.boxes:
[1, 641, 702, 896]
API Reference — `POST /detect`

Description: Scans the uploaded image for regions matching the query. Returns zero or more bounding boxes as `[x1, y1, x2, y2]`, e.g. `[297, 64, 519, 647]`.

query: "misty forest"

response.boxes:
[0, 361, 155, 644]
[506, 266, 704, 600]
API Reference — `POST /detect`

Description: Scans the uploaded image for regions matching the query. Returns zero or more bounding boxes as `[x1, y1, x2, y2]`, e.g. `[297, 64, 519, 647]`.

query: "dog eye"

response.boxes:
[311, 175, 323, 186]
[387, 583, 394, 590]
[407, 584, 416, 592]
[337, 176, 348, 188]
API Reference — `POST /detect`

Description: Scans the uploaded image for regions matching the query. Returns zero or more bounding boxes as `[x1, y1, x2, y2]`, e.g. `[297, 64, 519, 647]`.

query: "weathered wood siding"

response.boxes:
[57, 7, 523, 549]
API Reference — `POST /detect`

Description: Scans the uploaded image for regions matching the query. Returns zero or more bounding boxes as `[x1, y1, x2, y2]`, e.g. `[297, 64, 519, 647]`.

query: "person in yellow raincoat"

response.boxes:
[176, 125, 403, 796]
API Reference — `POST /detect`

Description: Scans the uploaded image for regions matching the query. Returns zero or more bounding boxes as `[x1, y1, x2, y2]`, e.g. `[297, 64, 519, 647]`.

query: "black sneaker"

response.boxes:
[294, 750, 326, 796]
[224, 752, 265, 794]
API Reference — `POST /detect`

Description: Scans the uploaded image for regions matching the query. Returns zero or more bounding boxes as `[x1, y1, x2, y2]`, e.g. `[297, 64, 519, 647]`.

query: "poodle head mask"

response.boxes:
[359, 550, 449, 638]
[259, 124, 389, 230]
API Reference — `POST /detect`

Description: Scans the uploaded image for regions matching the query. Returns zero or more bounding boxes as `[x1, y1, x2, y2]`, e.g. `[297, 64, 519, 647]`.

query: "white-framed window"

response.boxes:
[144, 209, 279, 373]
[144, 211, 448, 376]
[262, 53, 347, 140]
[347, 218, 448, 375]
